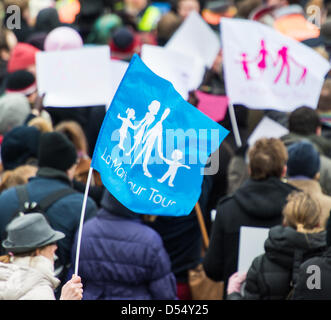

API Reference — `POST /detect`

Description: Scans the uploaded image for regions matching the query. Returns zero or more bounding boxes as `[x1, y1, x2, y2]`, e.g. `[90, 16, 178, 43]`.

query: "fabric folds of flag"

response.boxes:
[91, 54, 229, 216]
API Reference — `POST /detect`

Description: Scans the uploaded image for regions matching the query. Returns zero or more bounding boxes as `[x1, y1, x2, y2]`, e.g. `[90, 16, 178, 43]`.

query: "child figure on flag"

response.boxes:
[117, 108, 139, 150]
[158, 149, 191, 187]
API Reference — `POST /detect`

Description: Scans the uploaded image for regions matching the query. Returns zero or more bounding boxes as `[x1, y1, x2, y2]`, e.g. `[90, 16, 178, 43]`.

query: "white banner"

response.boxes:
[248, 116, 289, 146]
[166, 11, 220, 69]
[36, 46, 112, 107]
[106, 59, 129, 110]
[141, 44, 205, 100]
[221, 18, 331, 112]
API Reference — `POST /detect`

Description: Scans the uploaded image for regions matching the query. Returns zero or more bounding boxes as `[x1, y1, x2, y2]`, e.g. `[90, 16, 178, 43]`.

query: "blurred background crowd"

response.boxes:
[1, 0, 331, 301]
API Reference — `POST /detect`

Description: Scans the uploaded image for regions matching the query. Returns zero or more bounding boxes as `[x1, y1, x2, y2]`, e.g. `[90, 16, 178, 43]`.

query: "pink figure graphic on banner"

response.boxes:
[273, 45, 308, 85]
[297, 67, 307, 84]
[290, 58, 308, 85]
[255, 39, 269, 73]
[236, 40, 308, 85]
[238, 53, 252, 80]
[273, 46, 291, 85]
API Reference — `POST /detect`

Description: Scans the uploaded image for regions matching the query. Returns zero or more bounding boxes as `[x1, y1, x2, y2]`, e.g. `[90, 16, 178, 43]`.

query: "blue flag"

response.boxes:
[91, 54, 229, 216]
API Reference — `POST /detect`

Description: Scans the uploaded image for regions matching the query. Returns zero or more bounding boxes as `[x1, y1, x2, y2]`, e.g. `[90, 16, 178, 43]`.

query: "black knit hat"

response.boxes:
[38, 132, 77, 171]
[1, 125, 41, 170]
[287, 141, 320, 178]
[6, 70, 37, 96]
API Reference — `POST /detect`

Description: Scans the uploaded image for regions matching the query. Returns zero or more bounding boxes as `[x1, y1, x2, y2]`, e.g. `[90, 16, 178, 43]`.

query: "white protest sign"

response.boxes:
[141, 44, 205, 100]
[238, 226, 269, 273]
[36, 46, 112, 107]
[248, 116, 289, 146]
[221, 18, 331, 111]
[106, 59, 129, 110]
[166, 11, 220, 69]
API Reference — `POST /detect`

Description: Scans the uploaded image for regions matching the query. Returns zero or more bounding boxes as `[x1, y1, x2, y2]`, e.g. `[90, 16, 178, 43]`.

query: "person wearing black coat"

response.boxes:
[292, 217, 331, 300]
[146, 174, 213, 300]
[203, 138, 298, 296]
[227, 191, 327, 300]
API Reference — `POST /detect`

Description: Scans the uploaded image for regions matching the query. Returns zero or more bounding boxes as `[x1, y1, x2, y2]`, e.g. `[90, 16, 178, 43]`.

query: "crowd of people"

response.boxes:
[0, 0, 331, 301]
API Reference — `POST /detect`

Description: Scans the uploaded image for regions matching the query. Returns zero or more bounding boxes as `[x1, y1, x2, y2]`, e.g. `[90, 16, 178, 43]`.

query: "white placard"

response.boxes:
[36, 46, 112, 107]
[238, 226, 269, 273]
[248, 116, 289, 146]
[141, 44, 205, 100]
[221, 18, 331, 111]
[165, 11, 220, 69]
[106, 59, 129, 109]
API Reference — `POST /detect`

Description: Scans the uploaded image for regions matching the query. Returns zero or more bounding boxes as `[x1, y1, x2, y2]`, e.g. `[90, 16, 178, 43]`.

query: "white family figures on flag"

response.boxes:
[238, 39, 307, 85]
[117, 108, 138, 150]
[126, 100, 161, 156]
[117, 101, 191, 187]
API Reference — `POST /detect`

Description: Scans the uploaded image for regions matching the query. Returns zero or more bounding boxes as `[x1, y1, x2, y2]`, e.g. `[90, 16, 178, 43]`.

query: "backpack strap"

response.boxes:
[38, 188, 78, 212]
[15, 185, 78, 214]
[15, 184, 30, 214]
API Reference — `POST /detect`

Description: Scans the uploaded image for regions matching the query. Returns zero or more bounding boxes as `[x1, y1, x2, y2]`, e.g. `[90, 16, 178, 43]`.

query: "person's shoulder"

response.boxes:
[133, 221, 164, 249]
[216, 193, 235, 207]
[0, 185, 18, 200]
[300, 253, 326, 270]
[215, 194, 236, 216]
[58, 188, 96, 205]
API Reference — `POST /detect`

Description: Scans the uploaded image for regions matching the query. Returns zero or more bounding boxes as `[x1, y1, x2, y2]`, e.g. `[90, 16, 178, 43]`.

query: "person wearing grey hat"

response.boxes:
[0, 213, 83, 300]
[287, 141, 331, 228]
[0, 132, 97, 294]
[0, 93, 31, 136]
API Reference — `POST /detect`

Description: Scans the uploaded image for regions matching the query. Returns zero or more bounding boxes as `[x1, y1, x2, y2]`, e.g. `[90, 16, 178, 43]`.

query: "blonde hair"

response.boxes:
[0, 245, 50, 264]
[28, 117, 53, 133]
[54, 121, 88, 156]
[282, 191, 323, 234]
[0, 250, 36, 264]
[0, 165, 37, 193]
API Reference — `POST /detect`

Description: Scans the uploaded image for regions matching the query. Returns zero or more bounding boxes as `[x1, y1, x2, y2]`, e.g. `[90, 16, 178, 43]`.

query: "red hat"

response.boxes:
[109, 27, 142, 60]
[7, 43, 40, 73]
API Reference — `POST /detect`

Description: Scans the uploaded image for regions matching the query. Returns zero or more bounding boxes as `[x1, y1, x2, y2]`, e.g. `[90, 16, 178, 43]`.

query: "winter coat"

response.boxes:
[0, 256, 59, 300]
[281, 133, 331, 195]
[292, 246, 331, 300]
[146, 175, 213, 283]
[0, 167, 97, 269]
[288, 178, 331, 227]
[228, 226, 326, 300]
[203, 177, 298, 294]
[71, 191, 177, 300]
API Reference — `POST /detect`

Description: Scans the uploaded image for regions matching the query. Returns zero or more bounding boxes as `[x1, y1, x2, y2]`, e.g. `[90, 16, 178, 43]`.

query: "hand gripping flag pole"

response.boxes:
[74, 166, 94, 275]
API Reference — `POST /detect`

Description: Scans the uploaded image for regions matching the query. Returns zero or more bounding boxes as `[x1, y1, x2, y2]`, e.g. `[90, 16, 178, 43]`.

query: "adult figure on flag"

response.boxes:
[126, 100, 161, 156]
[131, 107, 171, 178]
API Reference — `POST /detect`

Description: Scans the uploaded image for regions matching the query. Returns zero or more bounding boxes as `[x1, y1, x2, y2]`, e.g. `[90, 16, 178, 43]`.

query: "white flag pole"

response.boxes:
[74, 166, 94, 275]
[228, 103, 242, 148]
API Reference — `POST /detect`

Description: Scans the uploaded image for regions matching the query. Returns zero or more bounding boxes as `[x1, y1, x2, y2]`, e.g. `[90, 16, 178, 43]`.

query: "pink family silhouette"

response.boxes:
[238, 39, 307, 85]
